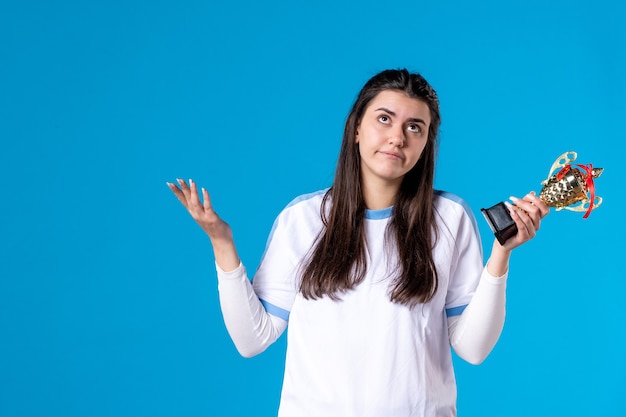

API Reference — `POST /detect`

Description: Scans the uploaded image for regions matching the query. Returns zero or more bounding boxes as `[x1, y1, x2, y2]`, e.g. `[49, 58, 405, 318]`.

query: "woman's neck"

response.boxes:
[361, 178, 400, 210]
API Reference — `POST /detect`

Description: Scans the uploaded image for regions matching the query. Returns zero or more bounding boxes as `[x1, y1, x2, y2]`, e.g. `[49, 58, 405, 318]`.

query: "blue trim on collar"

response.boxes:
[365, 206, 393, 219]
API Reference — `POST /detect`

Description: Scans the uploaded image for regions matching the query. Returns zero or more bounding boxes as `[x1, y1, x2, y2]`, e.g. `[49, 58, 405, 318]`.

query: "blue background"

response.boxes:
[1, 0, 624, 416]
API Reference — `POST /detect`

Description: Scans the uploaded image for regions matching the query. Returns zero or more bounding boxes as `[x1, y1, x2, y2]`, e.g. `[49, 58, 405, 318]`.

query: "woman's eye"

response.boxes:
[407, 124, 421, 133]
[378, 115, 390, 124]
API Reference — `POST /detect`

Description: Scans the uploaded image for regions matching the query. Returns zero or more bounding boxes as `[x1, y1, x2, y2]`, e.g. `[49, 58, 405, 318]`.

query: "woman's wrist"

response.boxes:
[211, 239, 241, 272]
[486, 240, 511, 278]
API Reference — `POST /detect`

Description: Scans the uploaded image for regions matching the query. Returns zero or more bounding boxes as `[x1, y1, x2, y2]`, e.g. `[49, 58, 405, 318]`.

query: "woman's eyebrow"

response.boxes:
[375, 107, 426, 125]
[375, 107, 395, 115]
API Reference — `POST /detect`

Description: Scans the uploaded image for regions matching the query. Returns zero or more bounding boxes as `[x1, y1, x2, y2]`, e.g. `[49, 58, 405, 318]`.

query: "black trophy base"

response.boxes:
[481, 202, 518, 245]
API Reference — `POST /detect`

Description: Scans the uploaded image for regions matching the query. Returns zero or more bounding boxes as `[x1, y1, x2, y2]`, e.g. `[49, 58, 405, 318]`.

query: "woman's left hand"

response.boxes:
[501, 191, 550, 251]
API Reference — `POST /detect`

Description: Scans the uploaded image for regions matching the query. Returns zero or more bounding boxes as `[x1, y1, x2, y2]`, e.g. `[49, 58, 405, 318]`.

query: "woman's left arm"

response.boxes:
[449, 192, 549, 364]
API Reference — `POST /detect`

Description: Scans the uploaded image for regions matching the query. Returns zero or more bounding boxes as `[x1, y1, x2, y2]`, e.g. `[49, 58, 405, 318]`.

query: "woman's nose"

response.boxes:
[388, 127, 405, 147]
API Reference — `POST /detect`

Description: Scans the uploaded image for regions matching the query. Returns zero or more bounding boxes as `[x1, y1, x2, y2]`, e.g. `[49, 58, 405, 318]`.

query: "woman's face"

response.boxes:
[355, 89, 431, 190]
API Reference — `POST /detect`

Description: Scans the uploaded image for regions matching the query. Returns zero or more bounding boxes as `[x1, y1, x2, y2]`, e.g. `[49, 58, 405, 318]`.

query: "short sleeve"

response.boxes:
[252, 191, 325, 321]
[437, 193, 485, 317]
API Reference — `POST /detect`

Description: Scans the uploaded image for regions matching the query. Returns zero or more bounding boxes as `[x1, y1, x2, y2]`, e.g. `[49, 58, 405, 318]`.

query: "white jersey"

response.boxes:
[249, 189, 485, 417]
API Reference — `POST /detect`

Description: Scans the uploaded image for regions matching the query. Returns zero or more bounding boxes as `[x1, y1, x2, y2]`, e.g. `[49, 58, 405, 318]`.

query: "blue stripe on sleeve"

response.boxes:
[260, 299, 290, 322]
[446, 304, 468, 317]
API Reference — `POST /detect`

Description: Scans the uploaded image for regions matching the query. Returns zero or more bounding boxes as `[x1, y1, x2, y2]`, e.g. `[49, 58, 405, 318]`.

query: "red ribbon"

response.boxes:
[554, 164, 595, 218]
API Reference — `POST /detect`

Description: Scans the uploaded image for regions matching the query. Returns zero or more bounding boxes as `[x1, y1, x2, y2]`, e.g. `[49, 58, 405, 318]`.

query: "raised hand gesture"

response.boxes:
[167, 178, 240, 271]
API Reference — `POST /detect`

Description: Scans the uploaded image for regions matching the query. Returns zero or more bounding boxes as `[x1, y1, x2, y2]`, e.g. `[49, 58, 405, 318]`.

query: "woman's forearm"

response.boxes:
[216, 263, 287, 358]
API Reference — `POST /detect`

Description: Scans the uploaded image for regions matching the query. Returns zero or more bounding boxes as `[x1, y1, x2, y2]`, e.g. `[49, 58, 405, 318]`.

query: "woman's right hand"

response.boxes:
[167, 178, 240, 271]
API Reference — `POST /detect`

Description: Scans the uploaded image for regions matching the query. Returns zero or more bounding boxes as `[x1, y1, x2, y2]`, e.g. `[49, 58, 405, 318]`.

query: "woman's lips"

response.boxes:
[379, 151, 404, 161]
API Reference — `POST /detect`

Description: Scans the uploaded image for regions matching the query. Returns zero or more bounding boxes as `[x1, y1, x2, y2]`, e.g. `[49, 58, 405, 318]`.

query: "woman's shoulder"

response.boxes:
[433, 189, 475, 220]
[275, 188, 329, 222]
[433, 189, 483, 248]
[284, 188, 329, 210]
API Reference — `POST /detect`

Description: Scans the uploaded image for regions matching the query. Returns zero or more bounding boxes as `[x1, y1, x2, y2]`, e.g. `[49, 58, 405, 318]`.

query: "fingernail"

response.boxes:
[189, 178, 194, 186]
[177, 178, 183, 184]
[509, 196, 520, 202]
[504, 201, 517, 215]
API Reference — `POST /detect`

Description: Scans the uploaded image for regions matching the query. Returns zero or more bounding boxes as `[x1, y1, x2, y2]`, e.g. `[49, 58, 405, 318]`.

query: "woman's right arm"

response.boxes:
[216, 263, 288, 357]
[167, 179, 286, 357]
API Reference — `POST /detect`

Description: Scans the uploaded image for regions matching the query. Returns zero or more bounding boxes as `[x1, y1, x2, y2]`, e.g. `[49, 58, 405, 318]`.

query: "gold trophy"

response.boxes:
[481, 151, 604, 244]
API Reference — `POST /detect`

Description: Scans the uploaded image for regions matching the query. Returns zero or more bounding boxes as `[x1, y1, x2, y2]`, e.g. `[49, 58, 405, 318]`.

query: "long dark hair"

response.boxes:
[299, 68, 441, 306]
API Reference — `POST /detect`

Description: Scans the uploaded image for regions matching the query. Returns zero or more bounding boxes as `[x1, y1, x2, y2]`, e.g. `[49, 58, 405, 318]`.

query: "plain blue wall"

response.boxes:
[1, 0, 624, 416]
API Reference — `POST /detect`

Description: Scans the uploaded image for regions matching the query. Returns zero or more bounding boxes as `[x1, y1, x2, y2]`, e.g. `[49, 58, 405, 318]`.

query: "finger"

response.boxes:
[506, 200, 535, 239]
[510, 195, 538, 217]
[178, 177, 194, 199]
[202, 187, 213, 211]
[187, 180, 208, 220]
[188, 178, 201, 207]
[517, 207, 536, 238]
[526, 192, 550, 218]
[166, 181, 179, 193]
[514, 193, 546, 231]
[510, 198, 534, 229]
[167, 182, 189, 209]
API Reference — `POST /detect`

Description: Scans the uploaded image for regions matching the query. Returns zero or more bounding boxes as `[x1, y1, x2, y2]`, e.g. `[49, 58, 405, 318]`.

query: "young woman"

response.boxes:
[168, 69, 549, 416]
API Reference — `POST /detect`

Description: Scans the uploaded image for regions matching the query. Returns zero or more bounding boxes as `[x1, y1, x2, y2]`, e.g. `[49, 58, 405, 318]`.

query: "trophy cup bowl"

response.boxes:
[481, 151, 603, 245]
